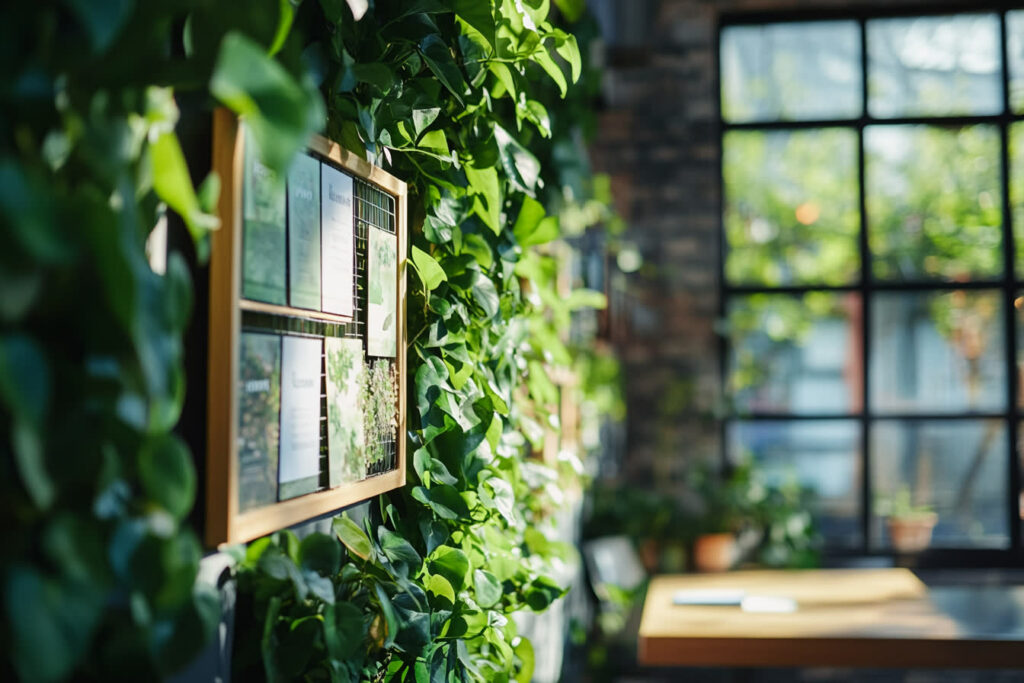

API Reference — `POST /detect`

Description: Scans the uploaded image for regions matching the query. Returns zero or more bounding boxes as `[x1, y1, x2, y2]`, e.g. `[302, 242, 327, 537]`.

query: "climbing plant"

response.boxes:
[0, 1, 322, 680]
[230, 1, 604, 681]
[2, 0, 608, 681]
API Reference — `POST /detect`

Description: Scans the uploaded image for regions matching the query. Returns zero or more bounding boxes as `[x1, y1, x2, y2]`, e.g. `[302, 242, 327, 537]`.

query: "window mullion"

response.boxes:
[998, 10, 1021, 557]
[858, 15, 872, 555]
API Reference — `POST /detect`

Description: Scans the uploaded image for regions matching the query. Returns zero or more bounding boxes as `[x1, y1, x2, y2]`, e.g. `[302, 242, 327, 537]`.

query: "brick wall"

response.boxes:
[590, 0, 967, 488]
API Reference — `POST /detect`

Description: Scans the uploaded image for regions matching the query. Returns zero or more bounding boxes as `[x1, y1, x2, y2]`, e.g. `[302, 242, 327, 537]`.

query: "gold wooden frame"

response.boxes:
[206, 109, 408, 547]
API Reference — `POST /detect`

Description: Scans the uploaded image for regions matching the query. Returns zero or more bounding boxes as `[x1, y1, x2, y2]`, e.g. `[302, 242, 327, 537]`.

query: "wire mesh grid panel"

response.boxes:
[355, 178, 398, 476]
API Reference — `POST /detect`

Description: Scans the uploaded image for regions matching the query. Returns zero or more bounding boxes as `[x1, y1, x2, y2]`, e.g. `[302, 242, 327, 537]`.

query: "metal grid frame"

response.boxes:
[716, 3, 1024, 566]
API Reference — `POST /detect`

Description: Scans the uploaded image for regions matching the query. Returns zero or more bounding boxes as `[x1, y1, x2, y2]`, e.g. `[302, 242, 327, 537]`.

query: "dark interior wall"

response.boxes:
[588, 0, 975, 488]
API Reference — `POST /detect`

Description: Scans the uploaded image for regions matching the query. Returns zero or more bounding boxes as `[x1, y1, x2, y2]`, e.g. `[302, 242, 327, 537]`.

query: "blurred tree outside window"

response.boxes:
[720, 11, 1024, 557]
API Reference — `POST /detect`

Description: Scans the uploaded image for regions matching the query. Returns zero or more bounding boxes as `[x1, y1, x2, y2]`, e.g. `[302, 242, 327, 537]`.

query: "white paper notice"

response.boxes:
[366, 226, 397, 357]
[278, 336, 322, 492]
[321, 164, 354, 317]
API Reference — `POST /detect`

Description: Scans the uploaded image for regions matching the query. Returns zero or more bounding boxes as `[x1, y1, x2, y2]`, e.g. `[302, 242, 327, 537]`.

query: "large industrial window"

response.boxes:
[719, 8, 1024, 562]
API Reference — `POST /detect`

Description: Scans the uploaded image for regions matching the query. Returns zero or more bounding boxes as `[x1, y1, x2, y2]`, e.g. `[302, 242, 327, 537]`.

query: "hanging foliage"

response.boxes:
[1, 0, 608, 680]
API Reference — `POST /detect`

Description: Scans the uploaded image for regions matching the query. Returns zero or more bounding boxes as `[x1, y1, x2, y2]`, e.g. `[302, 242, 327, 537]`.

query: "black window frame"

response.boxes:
[716, 3, 1024, 567]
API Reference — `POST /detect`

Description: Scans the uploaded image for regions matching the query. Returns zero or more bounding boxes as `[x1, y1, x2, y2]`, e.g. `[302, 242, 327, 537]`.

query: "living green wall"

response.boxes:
[1, 0, 605, 681]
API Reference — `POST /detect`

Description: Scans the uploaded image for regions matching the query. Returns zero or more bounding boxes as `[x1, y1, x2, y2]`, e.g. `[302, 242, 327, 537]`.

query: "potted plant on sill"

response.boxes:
[877, 487, 937, 554]
[689, 462, 757, 572]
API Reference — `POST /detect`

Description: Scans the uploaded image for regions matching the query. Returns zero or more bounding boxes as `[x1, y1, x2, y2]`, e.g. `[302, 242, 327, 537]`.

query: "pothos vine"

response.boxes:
[1, 0, 606, 681]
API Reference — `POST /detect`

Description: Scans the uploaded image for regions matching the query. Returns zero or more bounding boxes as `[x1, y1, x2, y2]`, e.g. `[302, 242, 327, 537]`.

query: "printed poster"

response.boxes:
[325, 337, 366, 487]
[237, 332, 281, 511]
[367, 226, 398, 358]
[278, 336, 322, 499]
[288, 152, 321, 310]
[321, 164, 354, 317]
[241, 126, 287, 305]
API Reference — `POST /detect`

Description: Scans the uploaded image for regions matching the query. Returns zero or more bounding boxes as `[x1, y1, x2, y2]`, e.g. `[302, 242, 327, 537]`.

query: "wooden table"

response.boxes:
[638, 568, 1024, 669]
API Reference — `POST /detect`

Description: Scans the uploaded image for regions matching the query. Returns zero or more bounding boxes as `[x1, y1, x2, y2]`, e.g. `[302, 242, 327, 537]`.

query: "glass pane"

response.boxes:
[866, 125, 1002, 282]
[728, 420, 862, 548]
[1017, 293, 1024, 408]
[1006, 11, 1024, 113]
[1018, 421, 1024, 543]
[871, 290, 1006, 413]
[1012, 123, 1024, 277]
[727, 293, 862, 414]
[867, 14, 1001, 118]
[724, 129, 859, 286]
[721, 21, 862, 123]
[871, 419, 1008, 549]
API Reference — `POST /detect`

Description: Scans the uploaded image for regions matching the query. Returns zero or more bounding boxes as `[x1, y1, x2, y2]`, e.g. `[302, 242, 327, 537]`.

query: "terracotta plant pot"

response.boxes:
[886, 513, 937, 554]
[639, 538, 661, 573]
[694, 532, 737, 572]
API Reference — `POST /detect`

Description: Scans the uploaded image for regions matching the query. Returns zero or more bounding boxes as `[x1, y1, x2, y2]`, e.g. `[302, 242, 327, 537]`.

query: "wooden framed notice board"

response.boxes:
[206, 109, 407, 546]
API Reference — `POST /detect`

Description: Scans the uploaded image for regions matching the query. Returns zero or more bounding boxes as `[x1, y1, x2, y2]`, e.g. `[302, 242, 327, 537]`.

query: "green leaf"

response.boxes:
[513, 636, 535, 683]
[533, 47, 567, 97]
[471, 272, 500, 318]
[454, 0, 496, 49]
[299, 533, 342, 576]
[379, 527, 422, 569]
[333, 515, 373, 561]
[413, 446, 432, 483]
[484, 476, 517, 526]
[485, 414, 504, 450]
[489, 62, 518, 101]
[554, 33, 581, 83]
[411, 246, 448, 291]
[277, 615, 320, 676]
[473, 569, 502, 608]
[66, 0, 133, 53]
[520, 216, 558, 246]
[352, 63, 395, 91]
[553, 0, 585, 22]
[210, 31, 325, 173]
[512, 196, 544, 242]
[304, 572, 335, 604]
[393, 598, 431, 651]
[10, 424, 51, 511]
[412, 485, 469, 521]
[465, 165, 501, 235]
[523, 575, 565, 611]
[494, 124, 540, 195]
[459, 34, 490, 87]
[268, 0, 295, 56]
[419, 519, 448, 555]
[415, 355, 451, 417]
[428, 545, 470, 592]
[512, 195, 558, 246]
[374, 583, 399, 648]
[0, 334, 49, 427]
[5, 565, 103, 682]
[418, 129, 448, 154]
[427, 573, 456, 606]
[0, 163, 68, 265]
[261, 596, 282, 683]
[566, 288, 607, 310]
[413, 107, 441, 136]
[420, 35, 466, 106]
[428, 458, 458, 486]
[138, 433, 196, 521]
[324, 602, 364, 661]
[523, 99, 551, 137]
[459, 233, 493, 271]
